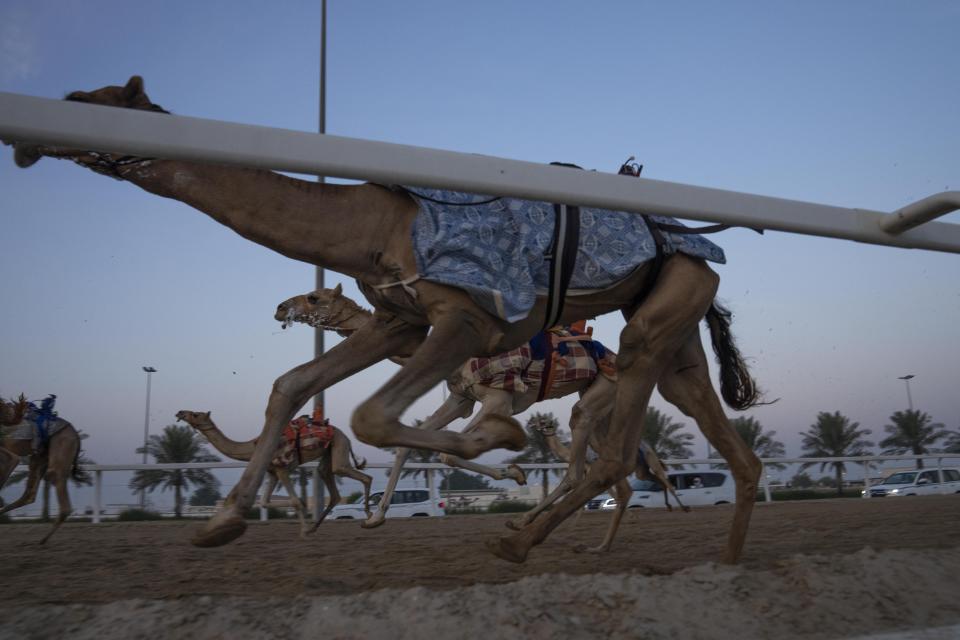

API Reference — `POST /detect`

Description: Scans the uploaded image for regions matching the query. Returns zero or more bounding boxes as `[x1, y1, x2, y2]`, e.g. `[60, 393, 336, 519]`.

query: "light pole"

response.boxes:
[141, 366, 157, 507]
[898, 374, 915, 411]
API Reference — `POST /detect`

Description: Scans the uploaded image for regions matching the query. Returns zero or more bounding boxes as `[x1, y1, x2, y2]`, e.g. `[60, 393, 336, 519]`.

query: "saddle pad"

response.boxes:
[407, 188, 726, 321]
[271, 421, 335, 469]
[450, 328, 617, 396]
[1, 416, 69, 442]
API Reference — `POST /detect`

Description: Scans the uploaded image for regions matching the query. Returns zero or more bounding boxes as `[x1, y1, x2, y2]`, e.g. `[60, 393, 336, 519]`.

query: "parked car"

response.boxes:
[862, 468, 960, 498]
[585, 470, 736, 511]
[330, 487, 445, 519]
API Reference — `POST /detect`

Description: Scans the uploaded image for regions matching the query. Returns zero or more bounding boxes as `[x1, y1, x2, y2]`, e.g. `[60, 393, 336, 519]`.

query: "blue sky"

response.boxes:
[2, 2, 959, 509]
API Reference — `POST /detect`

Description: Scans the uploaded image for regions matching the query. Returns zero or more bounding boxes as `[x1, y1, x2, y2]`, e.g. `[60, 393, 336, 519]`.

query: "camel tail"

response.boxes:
[705, 301, 761, 411]
[350, 447, 367, 471]
[70, 444, 87, 484]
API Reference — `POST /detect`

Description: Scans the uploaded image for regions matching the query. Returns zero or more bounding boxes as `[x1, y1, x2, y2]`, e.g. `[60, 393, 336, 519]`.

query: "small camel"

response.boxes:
[175, 410, 371, 535]
[526, 420, 689, 554]
[276, 285, 623, 528]
[0, 395, 82, 543]
[8, 77, 763, 564]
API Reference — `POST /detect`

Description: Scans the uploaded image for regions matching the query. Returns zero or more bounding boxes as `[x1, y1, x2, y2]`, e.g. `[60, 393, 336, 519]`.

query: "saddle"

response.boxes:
[272, 416, 336, 468]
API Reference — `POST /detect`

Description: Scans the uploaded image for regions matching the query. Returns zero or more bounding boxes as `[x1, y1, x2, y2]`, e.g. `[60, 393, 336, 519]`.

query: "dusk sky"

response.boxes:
[2, 2, 958, 509]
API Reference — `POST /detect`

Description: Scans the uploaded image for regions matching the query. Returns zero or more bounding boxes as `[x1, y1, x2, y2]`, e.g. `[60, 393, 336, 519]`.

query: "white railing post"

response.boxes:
[761, 463, 772, 502]
[863, 460, 871, 498]
[93, 469, 102, 523]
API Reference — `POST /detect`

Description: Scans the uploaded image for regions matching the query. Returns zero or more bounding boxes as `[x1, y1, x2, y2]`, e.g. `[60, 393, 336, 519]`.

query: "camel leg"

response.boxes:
[641, 447, 689, 512]
[506, 379, 614, 531]
[308, 464, 340, 532]
[274, 469, 309, 538]
[361, 393, 474, 529]
[328, 434, 372, 518]
[575, 476, 632, 554]
[437, 391, 527, 484]
[260, 472, 279, 509]
[0, 456, 44, 516]
[351, 309, 527, 459]
[193, 315, 425, 547]
[657, 334, 761, 564]
[0, 448, 20, 492]
[488, 255, 719, 563]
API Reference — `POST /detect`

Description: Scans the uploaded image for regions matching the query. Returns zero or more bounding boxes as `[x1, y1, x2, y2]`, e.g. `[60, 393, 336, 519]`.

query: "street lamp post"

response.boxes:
[141, 366, 157, 507]
[898, 374, 915, 411]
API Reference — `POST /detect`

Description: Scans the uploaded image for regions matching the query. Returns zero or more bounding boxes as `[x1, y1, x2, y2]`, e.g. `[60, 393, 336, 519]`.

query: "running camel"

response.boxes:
[6, 77, 763, 564]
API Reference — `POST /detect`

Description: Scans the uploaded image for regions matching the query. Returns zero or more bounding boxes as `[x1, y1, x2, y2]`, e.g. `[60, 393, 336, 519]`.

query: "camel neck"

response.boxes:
[113, 159, 416, 282]
[196, 423, 258, 461]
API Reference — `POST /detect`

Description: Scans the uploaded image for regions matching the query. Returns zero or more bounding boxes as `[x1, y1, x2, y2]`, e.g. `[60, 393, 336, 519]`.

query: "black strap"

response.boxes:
[543, 203, 580, 330]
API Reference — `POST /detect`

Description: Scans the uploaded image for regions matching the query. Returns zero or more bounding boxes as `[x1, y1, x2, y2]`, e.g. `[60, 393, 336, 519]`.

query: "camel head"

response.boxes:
[0, 394, 28, 426]
[531, 418, 557, 438]
[275, 283, 366, 330]
[6, 75, 168, 169]
[175, 410, 213, 432]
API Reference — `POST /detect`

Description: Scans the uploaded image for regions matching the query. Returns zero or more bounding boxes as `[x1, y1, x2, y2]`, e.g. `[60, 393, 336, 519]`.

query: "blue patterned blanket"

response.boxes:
[408, 188, 725, 321]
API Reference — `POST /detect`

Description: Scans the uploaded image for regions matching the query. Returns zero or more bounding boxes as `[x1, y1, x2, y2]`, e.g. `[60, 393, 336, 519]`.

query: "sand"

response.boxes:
[1, 495, 958, 639]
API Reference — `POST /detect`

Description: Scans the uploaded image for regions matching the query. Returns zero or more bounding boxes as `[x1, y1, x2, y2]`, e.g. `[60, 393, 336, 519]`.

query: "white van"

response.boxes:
[330, 487, 445, 519]
[586, 470, 736, 510]
[862, 468, 960, 498]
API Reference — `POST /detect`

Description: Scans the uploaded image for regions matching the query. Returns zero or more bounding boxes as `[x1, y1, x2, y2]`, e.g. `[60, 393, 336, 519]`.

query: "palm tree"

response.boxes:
[729, 416, 786, 470]
[879, 410, 952, 469]
[504, 412, 565, 501]
[129, 424, 221, 517]
[642, 407, 695, 467]
[945, 431, 960, 454]
[800, 411, 873, 496]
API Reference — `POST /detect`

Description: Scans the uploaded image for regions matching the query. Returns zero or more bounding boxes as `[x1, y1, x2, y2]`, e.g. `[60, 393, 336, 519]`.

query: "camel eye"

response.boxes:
[307, 295, 319, 305]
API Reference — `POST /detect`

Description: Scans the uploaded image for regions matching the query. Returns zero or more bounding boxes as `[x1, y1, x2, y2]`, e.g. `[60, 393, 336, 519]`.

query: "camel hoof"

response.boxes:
[681, 506, 692, 513]
[484, 536, 529, 564]
[360, 514, 386, 529]
[465, 415, 526, 457]
[191, 516, 247, 548]
[573, 543, 588, 554]
[507, 464, 527, 486]
[573, 543, 607, 555]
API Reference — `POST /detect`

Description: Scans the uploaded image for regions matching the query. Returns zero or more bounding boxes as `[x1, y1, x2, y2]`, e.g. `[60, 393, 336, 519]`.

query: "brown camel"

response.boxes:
[0, 396, 82, 543]
[277, 285, 690, 537]
[528, 419, 689, 554]
[7, 77, 763, 565]
[175, 410, 371, 535]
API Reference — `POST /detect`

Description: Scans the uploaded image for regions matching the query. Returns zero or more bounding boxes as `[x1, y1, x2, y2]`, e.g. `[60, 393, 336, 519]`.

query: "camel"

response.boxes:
[0, 395, 82, 543]
[175, 410, 371, 535]
[275, 284, 626, 528]
[6, 77, 763, 565]
[525, 419, 689, 554]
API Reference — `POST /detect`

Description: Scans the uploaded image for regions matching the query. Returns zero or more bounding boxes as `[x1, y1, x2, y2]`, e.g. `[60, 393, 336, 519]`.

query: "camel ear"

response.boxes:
[333, 283, 343, 297]
[123, 76, 144, 100]
[204, 411, 211, 419]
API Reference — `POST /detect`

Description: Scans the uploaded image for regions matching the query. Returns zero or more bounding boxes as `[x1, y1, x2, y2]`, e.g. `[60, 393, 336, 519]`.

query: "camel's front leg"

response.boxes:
[192, 315, 426, 548]
[362, 393, 474, 529]
[438, 390, 527, 485]
[0, 456, 44, 516]
[259, 472, 279, 510]
[352, 310, 526, 459]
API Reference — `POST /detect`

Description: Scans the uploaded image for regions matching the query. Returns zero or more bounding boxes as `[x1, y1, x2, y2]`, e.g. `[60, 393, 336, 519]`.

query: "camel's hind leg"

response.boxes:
[308, 463, 340, 532]
[488, 255, 719, 563]
[38, 429, 79, 544]
[575, 477, 632, 554]
[438, 391, 527, 485]
[0, 448, 22, 494]
[637, 445, 689, 512]
[657, 334, 761, 564]
[363, 393, 475, 529]
[328, 433, 371, 518]
[274, 469, 310, 538]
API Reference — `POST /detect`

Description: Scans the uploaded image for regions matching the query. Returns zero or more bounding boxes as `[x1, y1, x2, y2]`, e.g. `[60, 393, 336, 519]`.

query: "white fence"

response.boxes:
[1, 92, 959, 253]
[7, 453, 959, 523]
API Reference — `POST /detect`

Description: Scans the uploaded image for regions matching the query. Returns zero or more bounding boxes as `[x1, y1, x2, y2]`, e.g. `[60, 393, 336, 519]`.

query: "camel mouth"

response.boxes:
[277, 307, 327, 330]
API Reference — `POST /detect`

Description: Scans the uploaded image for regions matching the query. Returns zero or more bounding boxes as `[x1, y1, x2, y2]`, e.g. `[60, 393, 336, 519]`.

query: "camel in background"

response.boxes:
[0, 395, 82, 543]
[175, 410, 371, 536]
[7, 77, 763, 565]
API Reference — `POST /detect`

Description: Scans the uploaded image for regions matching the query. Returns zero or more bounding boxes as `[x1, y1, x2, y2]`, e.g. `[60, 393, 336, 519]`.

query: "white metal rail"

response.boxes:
[5, 454, 957, 523]
[1, 92, 959, 253]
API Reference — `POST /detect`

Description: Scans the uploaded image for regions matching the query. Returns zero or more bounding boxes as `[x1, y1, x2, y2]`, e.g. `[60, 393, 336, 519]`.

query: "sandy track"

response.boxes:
[1, 496, 958, 638]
